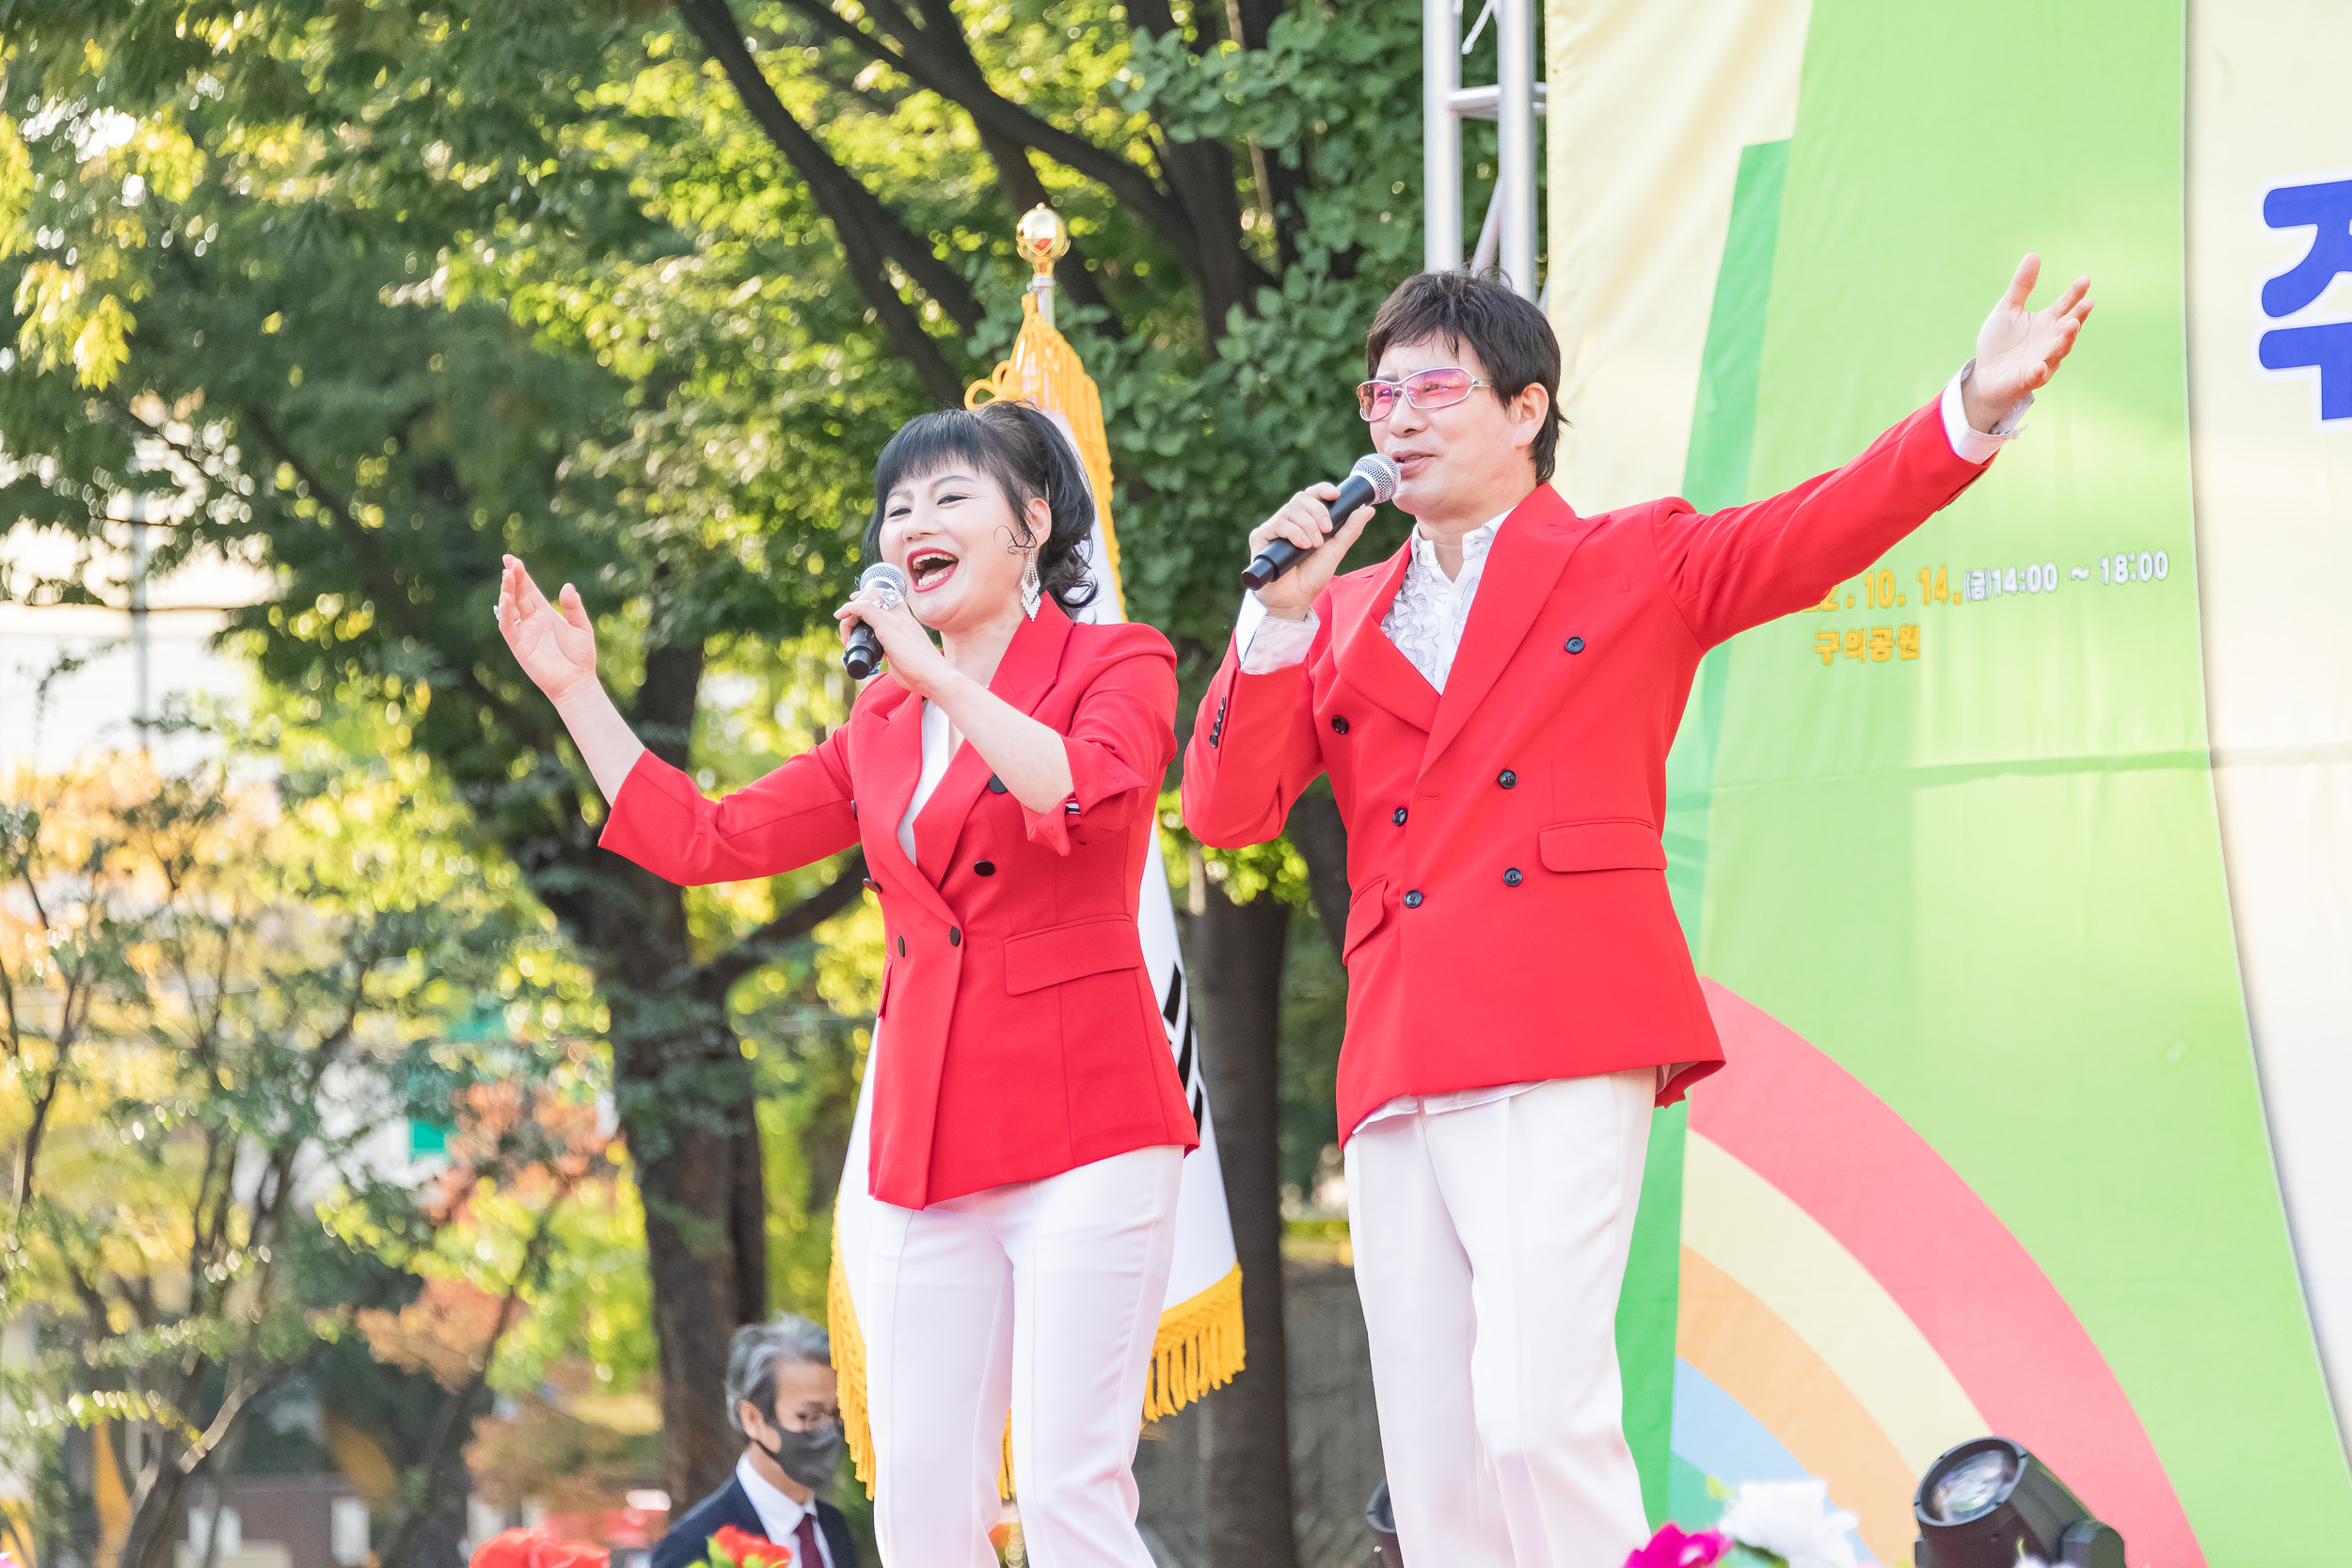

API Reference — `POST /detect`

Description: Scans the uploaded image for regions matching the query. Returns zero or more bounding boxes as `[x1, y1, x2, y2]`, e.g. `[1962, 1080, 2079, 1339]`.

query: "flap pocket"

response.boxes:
[1340, 878, 1390, 964]
[1537, 818, 1665, 873]
[1004, 915, 1142, 995]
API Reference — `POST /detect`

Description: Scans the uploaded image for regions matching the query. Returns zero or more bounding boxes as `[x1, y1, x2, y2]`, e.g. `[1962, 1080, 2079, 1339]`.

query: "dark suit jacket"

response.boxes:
[648, 1477, 857, 1568]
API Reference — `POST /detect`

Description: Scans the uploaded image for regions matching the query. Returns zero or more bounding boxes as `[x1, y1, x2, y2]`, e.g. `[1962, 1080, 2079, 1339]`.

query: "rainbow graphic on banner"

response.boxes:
[1548, 1, 2352, 1562]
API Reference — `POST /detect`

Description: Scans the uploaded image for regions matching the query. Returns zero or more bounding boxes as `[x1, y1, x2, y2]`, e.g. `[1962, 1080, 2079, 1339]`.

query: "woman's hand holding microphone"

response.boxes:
[834, 577, 952, 699]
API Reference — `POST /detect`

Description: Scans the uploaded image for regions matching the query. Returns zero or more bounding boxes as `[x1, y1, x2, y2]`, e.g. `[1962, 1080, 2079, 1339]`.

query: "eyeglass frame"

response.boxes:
[1356, 366, 1494, 421]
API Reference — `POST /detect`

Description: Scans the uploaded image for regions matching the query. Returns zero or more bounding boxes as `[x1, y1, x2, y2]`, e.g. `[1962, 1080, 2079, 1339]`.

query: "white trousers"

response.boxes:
[1345, 1070, 1655, 1568]
[865, 1144, 1183, 1568]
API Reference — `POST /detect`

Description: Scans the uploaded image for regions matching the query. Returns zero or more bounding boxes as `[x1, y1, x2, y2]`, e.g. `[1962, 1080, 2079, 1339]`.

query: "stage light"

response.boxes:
[1913, 1437, 2124, 1568]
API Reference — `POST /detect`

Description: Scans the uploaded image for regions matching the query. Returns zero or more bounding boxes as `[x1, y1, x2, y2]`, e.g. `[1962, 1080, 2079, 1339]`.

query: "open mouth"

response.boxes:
[908, 548, 961, 592]
[1390, 448, 1437, 475]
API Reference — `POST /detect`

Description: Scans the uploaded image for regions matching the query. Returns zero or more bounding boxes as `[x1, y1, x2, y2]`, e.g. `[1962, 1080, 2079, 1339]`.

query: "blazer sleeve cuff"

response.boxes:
[1022, 739, 1152, 855]
[596, 749, 692, 867]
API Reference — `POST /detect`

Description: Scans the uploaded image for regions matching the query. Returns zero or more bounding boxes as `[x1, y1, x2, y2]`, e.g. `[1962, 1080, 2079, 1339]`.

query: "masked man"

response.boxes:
[651, 1317, 859, 1568]
[1183, 261, 2090, 1565]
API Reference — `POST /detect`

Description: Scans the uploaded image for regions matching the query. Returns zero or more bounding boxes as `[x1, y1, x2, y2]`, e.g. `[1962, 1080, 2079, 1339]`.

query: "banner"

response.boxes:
[828, 290, 1244, 1491]
[1549, 0, 2352, 1561]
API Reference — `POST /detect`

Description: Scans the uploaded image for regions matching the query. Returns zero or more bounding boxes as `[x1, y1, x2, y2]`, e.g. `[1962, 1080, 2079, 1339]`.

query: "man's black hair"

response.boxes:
[1365, 269, 1566, 483]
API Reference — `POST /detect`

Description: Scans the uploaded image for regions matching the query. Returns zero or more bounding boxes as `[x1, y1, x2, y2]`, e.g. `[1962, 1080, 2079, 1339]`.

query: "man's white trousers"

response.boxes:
[1345, 1070, 1656, 1568]
[864, 1143, 1182, 1568]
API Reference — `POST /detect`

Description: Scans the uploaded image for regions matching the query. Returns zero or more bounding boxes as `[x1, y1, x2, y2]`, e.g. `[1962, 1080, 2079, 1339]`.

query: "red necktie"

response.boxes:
[792, 1510, 823, 1568]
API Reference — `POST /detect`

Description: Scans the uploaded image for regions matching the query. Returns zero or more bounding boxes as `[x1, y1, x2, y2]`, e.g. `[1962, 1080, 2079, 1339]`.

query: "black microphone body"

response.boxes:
[842, 562, 909, 680]
[1241, 454, 1401, 592]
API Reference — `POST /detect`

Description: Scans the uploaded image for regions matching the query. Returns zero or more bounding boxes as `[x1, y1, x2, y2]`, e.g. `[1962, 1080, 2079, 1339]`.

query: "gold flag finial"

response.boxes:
[1016, 204, 1069, 275]
[1016, 204, 1069, 326]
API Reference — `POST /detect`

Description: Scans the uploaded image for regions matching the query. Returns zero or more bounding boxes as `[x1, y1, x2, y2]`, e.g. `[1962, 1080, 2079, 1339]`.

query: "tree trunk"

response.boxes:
[594, 856, 769, 1507]
[1284, 787, 1352, 957]
[1188, 881, 1300, 1568]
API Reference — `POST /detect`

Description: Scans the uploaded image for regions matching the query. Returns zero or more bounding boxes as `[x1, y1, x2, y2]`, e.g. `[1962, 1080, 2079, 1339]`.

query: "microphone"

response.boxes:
[1241, 453, 1401, 591]
[842, 562, 909, 680]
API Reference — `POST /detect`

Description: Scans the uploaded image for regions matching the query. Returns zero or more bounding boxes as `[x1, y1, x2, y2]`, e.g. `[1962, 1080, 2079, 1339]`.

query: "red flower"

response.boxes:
[1623, 1523, 1731, 1568]
[708, 1526, 794, 1568]
[469, 1531, 609, 1568]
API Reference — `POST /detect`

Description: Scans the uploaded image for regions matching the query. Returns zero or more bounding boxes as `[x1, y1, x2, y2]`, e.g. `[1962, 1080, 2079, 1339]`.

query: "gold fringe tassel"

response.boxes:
[828, 1207, 876, 1490]
[831, 1218, 1247, 1502]
[965, 293, 1128, 621]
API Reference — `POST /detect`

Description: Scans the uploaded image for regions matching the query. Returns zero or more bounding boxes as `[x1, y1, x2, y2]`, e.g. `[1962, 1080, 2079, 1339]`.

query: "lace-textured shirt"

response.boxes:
[1374, 508, 1506, 691]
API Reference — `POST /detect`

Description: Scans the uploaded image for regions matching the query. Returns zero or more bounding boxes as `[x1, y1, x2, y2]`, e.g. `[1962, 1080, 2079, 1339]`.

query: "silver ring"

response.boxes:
[874, 583, 903, 610]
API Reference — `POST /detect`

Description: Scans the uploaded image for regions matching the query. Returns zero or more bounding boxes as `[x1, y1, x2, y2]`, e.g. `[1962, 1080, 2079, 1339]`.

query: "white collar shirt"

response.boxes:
[733, 1454, 832, 1568]
[1375, 509, 1510, 692]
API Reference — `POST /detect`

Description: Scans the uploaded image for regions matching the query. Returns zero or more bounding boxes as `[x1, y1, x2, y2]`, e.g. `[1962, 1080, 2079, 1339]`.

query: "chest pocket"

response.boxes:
[1545, 570, 1631, 610]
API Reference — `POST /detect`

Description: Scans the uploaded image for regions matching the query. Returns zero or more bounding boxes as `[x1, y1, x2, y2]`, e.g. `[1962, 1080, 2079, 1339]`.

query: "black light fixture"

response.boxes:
[1913, 1437, 2125, 1568]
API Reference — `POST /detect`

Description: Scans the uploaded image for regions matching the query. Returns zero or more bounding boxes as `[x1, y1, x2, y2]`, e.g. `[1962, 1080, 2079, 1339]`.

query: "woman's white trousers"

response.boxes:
[864, 1142, 1183, 1568]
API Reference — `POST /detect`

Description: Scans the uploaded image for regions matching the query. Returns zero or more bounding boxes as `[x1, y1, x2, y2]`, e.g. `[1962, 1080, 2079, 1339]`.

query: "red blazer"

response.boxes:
[1183, 401, 1994, 1138]
[600, 601, 1198, 1209]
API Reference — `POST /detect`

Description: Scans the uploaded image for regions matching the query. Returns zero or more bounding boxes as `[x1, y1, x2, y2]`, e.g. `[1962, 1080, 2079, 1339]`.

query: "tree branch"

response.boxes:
[781, 0, 1200, 252]
[690, 850, 868, 1002]
[675, 0, 977, 407]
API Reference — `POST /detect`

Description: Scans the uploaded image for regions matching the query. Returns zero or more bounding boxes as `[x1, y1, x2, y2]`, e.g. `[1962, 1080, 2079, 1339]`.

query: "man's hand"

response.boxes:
[1246, 483, 1375, 620]
[1965, 255, 2094, 432]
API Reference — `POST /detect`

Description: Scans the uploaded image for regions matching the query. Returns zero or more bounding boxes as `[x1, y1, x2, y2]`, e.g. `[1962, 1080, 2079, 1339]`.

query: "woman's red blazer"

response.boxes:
[597, 600, 1197, 1210]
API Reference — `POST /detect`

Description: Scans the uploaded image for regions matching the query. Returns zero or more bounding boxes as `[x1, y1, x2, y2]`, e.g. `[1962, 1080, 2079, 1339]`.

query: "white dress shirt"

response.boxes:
[734, 1453, 833, 1567]
[1230, 363, 2028, 1125]
[896, 700, 959, 863]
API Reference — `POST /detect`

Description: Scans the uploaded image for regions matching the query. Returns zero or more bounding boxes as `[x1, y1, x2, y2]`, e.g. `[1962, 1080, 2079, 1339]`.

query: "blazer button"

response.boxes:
[1498, 769, 1517, 789]
[1330, 715, 1350, 735]
[949, 927, 962, 946]
[850, 800, 858, 817]
[988, 774, 1008, 794]
[1565, 635, 1586, 654]
[897, 936, 906, 957]
[1403, 889, 1423, 908]
[974, 860, 995, 877]
[1392, 806, 1407, 826]
[863, 878, 881, 893]
[1503, 867, 1523, 887]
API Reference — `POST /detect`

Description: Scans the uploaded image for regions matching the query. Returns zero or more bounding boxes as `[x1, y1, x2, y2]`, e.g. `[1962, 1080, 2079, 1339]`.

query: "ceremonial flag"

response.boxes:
[828, 221, 1245, 1491]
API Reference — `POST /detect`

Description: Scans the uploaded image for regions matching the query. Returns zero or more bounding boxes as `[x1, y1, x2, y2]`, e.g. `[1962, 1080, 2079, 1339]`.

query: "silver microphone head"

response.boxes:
[859, 561, 910, 594]
[1351, 452, 1402, 503]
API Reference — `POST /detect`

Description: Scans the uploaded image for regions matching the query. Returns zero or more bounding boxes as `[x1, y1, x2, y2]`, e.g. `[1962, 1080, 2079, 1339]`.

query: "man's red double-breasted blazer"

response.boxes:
[600, 600, 1197, 1210]
[1182, 400, 1995, 1139]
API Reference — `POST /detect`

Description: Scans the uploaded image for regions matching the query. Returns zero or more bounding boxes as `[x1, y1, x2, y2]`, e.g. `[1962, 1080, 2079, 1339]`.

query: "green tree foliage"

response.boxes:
[0, 719, 602, 1568]
[0, 0, 1501, 1518]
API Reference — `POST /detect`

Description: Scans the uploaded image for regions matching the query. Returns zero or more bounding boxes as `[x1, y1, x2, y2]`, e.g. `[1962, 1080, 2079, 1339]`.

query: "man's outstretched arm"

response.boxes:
[1661, 254, 2094, 648]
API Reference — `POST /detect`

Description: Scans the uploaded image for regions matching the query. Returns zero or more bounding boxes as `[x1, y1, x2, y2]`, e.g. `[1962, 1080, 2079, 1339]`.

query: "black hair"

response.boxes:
[1364, 268, 1566, 484]
[865, 400, 1100, 615]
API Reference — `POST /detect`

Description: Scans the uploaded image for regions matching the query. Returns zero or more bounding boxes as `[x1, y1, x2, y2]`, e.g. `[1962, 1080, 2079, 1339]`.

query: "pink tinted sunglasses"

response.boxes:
[1357, 366, 1492, 420]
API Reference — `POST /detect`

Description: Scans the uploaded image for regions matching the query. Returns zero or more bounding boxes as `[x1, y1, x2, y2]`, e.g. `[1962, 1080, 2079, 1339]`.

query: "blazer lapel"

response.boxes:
[1421, 488, 1603, 773]
[860, 688, 946, 913]
[1331, 545, 1438, 733]
[912, 601, 1074, 878]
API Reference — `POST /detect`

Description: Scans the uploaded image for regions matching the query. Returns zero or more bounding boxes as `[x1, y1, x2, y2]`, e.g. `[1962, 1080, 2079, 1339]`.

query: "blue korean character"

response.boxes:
[2260, 178, 2352, 420]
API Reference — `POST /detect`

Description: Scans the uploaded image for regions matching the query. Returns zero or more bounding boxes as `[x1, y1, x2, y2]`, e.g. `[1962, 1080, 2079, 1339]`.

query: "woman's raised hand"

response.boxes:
[497, 554, 600, 705]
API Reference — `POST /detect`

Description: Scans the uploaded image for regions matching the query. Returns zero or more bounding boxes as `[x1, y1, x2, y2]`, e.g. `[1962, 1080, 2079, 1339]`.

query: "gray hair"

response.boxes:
[724, 1314, 833, 1435]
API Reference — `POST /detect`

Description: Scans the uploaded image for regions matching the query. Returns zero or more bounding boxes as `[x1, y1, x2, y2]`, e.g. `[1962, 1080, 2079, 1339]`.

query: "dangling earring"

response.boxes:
[1021, 552, 1042, 621]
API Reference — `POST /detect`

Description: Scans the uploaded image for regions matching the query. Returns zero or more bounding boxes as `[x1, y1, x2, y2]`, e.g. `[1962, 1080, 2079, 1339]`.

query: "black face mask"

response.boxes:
[755, 1416, 846, 1494]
